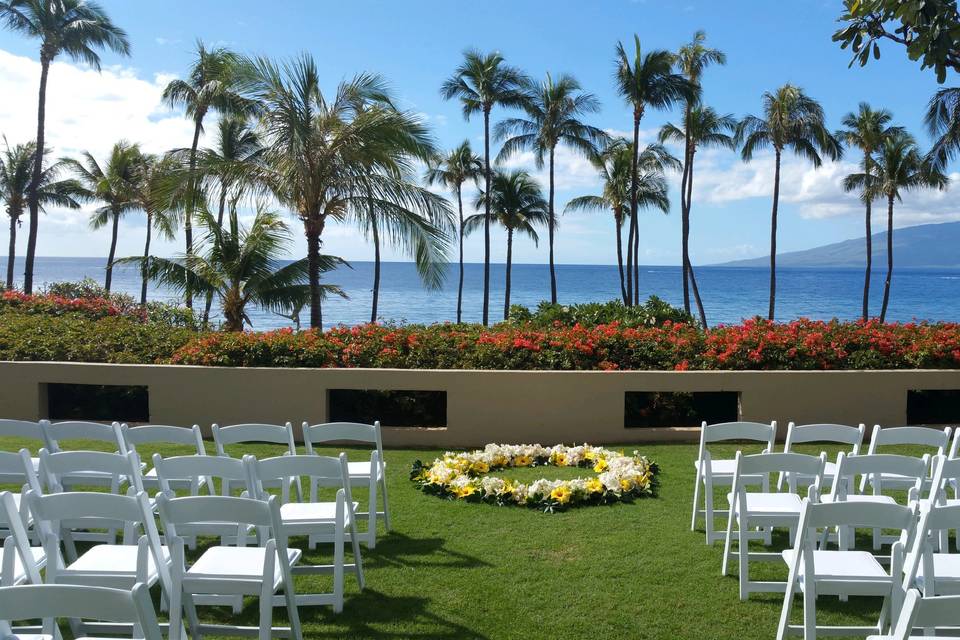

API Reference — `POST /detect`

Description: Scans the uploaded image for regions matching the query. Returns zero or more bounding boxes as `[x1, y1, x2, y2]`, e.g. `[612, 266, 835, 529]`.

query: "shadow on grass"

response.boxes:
[359, 532, 493, 570]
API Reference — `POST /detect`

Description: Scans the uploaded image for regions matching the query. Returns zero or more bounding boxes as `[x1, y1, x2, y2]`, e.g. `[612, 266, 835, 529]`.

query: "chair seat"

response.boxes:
[820, 494, 898, 505]
[65, 544, 169, 584]
[8, 547, 46, 585]
[187, 546, 301, 586]
[782, 549, 889, 585]
[727, 492, 803, 516]
[916, 553, 960, 591]
[347, 461, 384, 480]
[280, 501, 357, 525]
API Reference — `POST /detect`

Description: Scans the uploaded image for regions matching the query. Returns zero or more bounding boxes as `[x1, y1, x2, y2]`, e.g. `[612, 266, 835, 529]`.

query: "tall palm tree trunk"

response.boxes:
[104, 210, 120, 293]
[548, 147, 557, 304]
[768, 149, 782, 321]
[24, 58, 51, 295]
[306, 217, 324, 330]
[140, 212, 152, 307]
[681, 107, 692, 314]
[184, 117, 203, 310]
[504, 228, 513, 321]
[628, 112, 642, 307]
[370, 201, 381, 324]
[482, 107, 492, 326]
[615, 216, 627, 304]
[6, 213, 18, 290]
[879, 195, 895, 323]
[862, 163, 873, 321]
[456, 186, 465, 323]
[625, 214, 634, 304]
[685, 155, 708, 328]
[203, 185, 229, 325]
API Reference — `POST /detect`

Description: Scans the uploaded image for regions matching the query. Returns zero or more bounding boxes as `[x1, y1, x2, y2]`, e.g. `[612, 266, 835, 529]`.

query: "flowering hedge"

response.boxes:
[169, 319, 960, 370]
[0, 290, 131, 320]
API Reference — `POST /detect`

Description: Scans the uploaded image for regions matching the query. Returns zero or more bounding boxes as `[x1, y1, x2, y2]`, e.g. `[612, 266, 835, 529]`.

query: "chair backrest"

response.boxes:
[868, 425, 951, 453]
[212, 423, 296, 457]
[0, 451, 28, 487]
[831, 452, 930, 500]
[0, 491, 40, 586]
[41, 420, 127, 454]
[302, 421, 380, 449]
[122, 424, 206, 455]
[783, 422, 865, 452]
[696, 421, 776, 472]
[903, 499, 960, 591]
[734, 451, 826, 496]
[0, 419, 45, 446]
[152, 453, 247, 497]
[157, 493, 281, 545]
[887, 589, 960, 640]
[39, 448, 143, 494]
[931, 455, 960, 501]
[0, 582, 161, 640]
[245, 453, 351, 504]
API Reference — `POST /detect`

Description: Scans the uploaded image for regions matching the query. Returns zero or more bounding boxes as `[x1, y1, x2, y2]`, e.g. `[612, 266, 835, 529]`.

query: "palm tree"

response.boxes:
[0, 138, 84, 289]
[424, 140, 483, 323]
[242, 55, 446, 329]
[441, 50, 529, 325]
[162, 41, 251, 309]
[737, 84, 842, 320]
[0, 0, 130, 294]
[846, 131, 947, 323]
[837, 103, 901, 321]
[62, 141, 140, 293]
[495, 72, 607, 304]
[614, 35, 695, 306]
[125, 205, 340, 331]
[129, 153, 179, 307]
[659, 106, 737, 327]
[468, 170, 549, 320]
[565, 139, 672, 304]
[675, 31, 725, 318]
[925, 87, 960, 172]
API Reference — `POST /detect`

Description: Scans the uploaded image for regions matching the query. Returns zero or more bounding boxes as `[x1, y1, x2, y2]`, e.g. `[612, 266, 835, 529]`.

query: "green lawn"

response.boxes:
[1, 437, 922, 639]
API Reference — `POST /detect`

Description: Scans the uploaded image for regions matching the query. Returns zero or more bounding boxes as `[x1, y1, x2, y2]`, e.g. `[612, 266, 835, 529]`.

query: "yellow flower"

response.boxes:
[514, 454, 533, 467]
[453, 484, 477, 498]
[585, 478, 604, 493]
[593, 458, 608, 473]
[492, 454, 508, 468]
[583, 450, 596, 461]
[471, 461, 490, 474]
[551, 452, 568, 466]
[620, 478, 634, 491]
[550, 485, 572, 504]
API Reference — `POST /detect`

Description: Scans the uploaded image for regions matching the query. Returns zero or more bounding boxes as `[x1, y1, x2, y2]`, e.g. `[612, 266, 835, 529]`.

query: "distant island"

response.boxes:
[715, 221, 960, 269]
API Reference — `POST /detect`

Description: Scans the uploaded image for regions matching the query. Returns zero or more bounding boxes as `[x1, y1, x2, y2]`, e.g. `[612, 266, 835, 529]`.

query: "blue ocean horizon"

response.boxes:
[4, 256, 959, 330]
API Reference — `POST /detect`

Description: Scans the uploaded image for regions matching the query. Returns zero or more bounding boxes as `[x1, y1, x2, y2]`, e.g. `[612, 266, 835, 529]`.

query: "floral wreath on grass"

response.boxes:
[409, 444, 660, 512]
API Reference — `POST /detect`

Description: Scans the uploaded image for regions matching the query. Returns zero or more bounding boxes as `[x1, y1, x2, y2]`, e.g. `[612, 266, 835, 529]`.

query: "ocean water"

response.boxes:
[4, 256, 960, 330]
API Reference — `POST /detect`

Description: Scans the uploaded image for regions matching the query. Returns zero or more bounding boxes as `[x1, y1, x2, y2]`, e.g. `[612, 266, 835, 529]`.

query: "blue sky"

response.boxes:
[0, 0, 954, 266]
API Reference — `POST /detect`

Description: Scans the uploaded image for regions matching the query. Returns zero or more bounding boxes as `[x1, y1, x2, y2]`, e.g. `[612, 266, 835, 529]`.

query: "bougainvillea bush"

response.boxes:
[169, 319, 960, 370]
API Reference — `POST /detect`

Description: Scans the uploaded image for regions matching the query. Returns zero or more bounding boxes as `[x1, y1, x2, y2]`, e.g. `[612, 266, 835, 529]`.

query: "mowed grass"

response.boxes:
[0, 436, 929, 639]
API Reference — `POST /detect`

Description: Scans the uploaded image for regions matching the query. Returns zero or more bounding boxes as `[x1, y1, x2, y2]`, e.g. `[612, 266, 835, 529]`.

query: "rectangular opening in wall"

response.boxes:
[46, 383, 149, 422]
[328, 389, 447, 428]
[907, 390, 960, 425]
[624, 391, 739, 428]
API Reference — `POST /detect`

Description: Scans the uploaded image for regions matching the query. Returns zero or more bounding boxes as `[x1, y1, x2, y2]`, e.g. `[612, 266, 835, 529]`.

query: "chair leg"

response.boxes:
[366, 476, 378, 550]
[334, 521, 345, 613]
[258, 583, 273, 640]
[704, 484, 715, 545]
[803, 583, 817, 640]
[380, 473, 391, 532]
[690, 475, 702, 531]
[722, 506, 736, 576]
[349, 520, 365, 590]
[739, 521, 750, 601]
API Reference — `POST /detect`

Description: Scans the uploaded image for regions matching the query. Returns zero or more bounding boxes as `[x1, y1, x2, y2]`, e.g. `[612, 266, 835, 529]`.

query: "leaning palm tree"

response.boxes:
[495, 72, 607, 304]
[837, 103, 901, 321]
[162, 41, 252, 308]
[0, 138, 84, 289]
[614, 35, 696, 305]
[124, 205, 344, 331]
[441, 50, 529, 325]
[424, 140, 483, 323]
[565, 139, 672, 304]
[242, 54, 447, 329]
[659, 106, 737, 327]
[675, 31, 725, 317]
[0, 0, 130, 294]
[62, 141, 140, 293]
[468, 170, 549, 321]
[129, 153, 180, 307]
[846, 131, 947, 323]
[737, 84, 842, 320]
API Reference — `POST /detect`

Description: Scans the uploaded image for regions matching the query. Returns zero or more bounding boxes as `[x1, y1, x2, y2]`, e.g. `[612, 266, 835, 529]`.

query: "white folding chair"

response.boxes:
[0, 419, 45, 478]
[122, 424, 210, 495]
[779, 422, 865, 490]
[777, 499, 917, 640]
[691, 420, 777, 544]
[861, 425, 951, 494]
[212, 423, 298, 498]
[901, 498, 960, 598]
[722, 451, 826, 600]
[41, 420, 131, 489]
[303, 421, 390, 550]
[868, 588, 960, 640]
[157, 493, 302, 640]
[824, 452, 929, 551]
[0, 583, 162, 640]
[245, 453, 365, 612]
[0, 491, 44, 587]
[27, 488, 173, 639]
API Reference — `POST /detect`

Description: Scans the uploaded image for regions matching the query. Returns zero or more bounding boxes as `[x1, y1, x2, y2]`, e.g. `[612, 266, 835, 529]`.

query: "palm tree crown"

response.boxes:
[738, 84, 842, 164]
[924, 87, 960, 171]
[676, 30, 726, 92]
